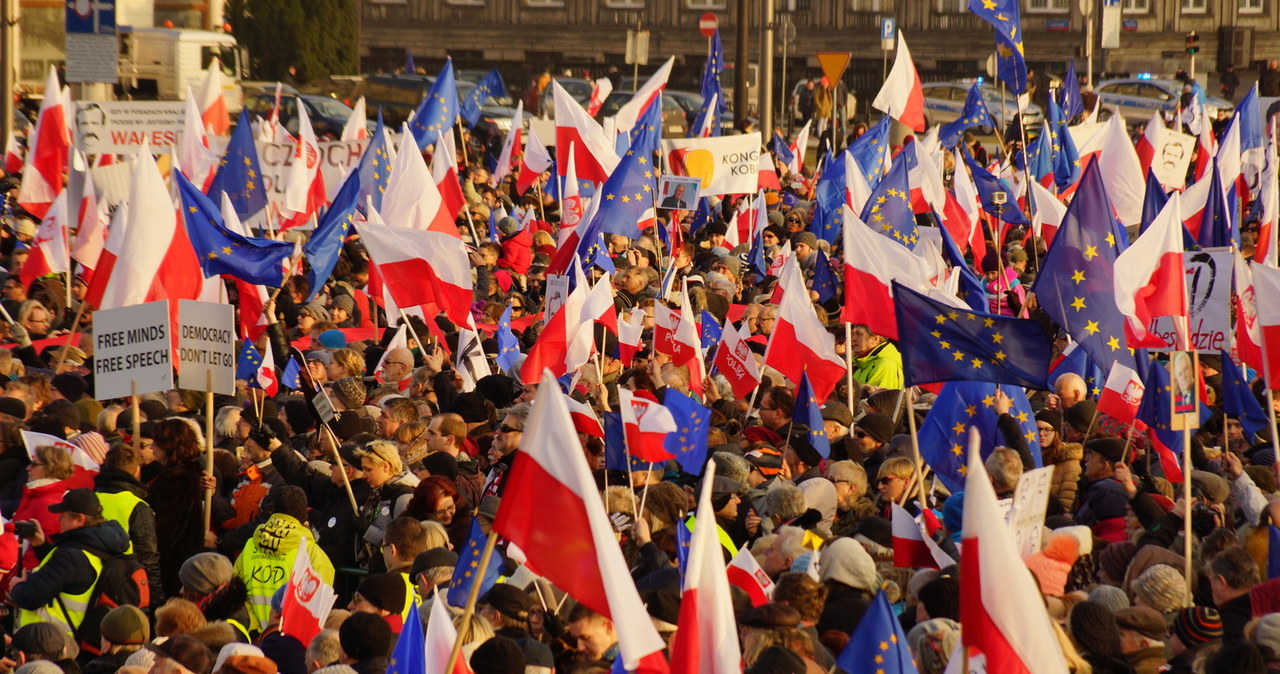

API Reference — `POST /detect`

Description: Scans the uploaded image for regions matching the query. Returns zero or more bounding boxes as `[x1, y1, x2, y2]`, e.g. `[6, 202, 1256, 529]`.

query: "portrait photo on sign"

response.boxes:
[658, 176, 700, 211]
[1169, 351, 1200, 430]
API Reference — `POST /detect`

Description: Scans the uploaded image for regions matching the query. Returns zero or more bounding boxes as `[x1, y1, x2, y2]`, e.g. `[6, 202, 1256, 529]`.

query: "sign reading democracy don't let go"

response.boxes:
[94, 300, 174, 400]
[177, 300, 236, 396]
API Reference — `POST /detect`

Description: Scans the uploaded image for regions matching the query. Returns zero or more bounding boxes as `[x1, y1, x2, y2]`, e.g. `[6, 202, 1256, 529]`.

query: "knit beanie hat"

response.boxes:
[1087, 585, 1131, 615]
[332, 378, 367, 411]
[331, 294, 355, 316]
[469, 636, 525, 674]
[1068, 601, 1123, 654]
[1065, 400, 1098, 434]
[1131, 564, 1190, 614]
[1035, 409, 1063, 431]
[356, 572, 407, 615]
[1024, 531, 1080, 597]
[1173, 606, 1223, 646]
[1054, 525, 1095, 557]
[817, 537, 876, 591]
[1096, 541, 1137, 584]
[339, 612, 392, 661]
[907, 618, 961, 674]
[917, 576, 960, 621]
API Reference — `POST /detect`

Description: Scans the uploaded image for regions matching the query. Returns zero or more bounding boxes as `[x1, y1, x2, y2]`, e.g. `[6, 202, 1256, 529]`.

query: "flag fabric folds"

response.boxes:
[835, 590, 919, 674]
[176, 170, 294, 287]
[916, 381, 1041, 492]
[446, 519, 503, 608]
[460, 68, 507, 128]
[968, 0, 1028, 94]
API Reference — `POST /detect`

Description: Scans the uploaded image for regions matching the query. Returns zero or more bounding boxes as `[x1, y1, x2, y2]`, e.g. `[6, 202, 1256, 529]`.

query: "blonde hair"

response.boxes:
[420, 520, 450, 550]
[877, 456, 917, 482]
[454, 610, 496, 646]
[360, 440, 403, 474]
[35, 444, 74, 480]
[331, 348, 365, 380]
[155, 598, 208, 636]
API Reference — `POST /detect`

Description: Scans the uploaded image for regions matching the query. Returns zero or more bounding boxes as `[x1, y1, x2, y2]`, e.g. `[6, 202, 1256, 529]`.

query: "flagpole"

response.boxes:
[638, 461, 655, 518]
[397, 307, 430, 355]
[1268, 390, 1280, 461]
[843, 324, 855, 413]
[1182, 349, 1199, 593]
[905, 386, 928, 507]
[461, 202, 482, 245]
[131, 380, 140, 456]
[534, 180, 546, 223]
[203, 370, 215, 534]
[322, 422, 361, 516]
[53, 301, 88, 372]
[445, 529, 499, 674]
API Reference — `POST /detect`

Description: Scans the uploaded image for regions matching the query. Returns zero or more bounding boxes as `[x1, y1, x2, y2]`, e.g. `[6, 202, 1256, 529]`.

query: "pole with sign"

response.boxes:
[880, 17, 895, 79]
[177, 299, 236, 532]
[65, 0, 117, 84]
[816, 52, 850, 153]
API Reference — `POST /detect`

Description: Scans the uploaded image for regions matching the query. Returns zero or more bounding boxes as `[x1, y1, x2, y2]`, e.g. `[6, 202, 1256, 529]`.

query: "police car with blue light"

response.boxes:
[1094, 76, 1233, 125]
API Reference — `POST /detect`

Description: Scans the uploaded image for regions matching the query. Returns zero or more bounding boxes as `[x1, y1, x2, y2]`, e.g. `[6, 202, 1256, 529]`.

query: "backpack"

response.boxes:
[56, 550, 152, 656]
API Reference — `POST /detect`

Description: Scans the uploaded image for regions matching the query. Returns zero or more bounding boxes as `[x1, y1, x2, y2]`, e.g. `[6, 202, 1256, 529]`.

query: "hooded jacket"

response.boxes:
[93, 467, 162, 602]
[233, 513, 335, 633]
[815, 537, 876, 637]
[11, 520, 131, 617]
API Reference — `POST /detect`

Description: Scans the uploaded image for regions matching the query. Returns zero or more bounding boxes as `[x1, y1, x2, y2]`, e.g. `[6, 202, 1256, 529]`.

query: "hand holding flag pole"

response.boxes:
[445, 529, 499, 674]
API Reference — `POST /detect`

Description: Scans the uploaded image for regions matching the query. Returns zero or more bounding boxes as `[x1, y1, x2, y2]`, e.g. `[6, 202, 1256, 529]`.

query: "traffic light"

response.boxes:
[1186, 31, 1199, 55]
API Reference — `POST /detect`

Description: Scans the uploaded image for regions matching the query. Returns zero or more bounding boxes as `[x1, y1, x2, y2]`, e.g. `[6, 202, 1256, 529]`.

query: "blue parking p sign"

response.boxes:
[880, 17, 896, 41]
[66, 0, 116, 35]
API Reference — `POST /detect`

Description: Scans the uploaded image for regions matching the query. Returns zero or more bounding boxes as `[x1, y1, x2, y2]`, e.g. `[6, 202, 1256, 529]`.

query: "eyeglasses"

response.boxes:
[877, 476, 902, 485]
[853, 430, 869, 439]
[431, 504, 457, 517]
[498, 424, 522, 434]
[759, 405, 777, 412]
[30, 461, 44, 467]
[387, 361, 413, 368]
[1036, 425, 1055, 433]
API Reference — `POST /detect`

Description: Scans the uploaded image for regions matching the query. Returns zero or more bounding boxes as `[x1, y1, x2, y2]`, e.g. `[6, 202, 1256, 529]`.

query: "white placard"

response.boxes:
[94, 301, 174, 400]
[1008, 465, 1055, 559]
[1149, 247, 1232, 353]
[74, 101, 187, 154]
[177, 300, 237, 395]
[545, 274, 570, 318]
[662, 132, 762, 197]
[1151, 128, 1196, 190]
[256, 138, 370, 207]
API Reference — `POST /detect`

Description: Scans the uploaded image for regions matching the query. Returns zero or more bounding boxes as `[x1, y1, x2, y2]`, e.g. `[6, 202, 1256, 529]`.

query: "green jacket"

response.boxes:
[854, 341, 903, 389]
[234, 513, 334, 633]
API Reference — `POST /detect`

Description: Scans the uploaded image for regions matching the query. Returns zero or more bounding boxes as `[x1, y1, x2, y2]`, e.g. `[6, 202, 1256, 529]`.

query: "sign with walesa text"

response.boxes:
[94, 301, 174, 399]
[178, 300, 237, 395]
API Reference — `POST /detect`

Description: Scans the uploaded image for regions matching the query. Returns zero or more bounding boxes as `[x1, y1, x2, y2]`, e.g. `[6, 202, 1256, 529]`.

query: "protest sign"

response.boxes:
[663, 133, 761, 196]
[94, 301, 173, 399]
[178, 300, 237, 395]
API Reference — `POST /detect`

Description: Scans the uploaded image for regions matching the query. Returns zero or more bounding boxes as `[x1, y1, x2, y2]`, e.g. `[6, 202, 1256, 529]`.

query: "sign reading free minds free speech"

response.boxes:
[94, 301, 174, 400]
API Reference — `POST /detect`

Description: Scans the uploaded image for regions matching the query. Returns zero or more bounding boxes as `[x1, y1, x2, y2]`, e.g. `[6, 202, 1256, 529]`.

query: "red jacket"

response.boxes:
[15, 479, 69, 570]
[498, 229, 533, 276]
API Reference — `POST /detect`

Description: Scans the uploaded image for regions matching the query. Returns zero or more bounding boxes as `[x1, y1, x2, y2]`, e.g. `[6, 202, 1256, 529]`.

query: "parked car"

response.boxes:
[596, 92, 690, 137]
[1095, 77, 1234, 125]
[243, 94, 374, 139]
[921, 80, 1043, 134]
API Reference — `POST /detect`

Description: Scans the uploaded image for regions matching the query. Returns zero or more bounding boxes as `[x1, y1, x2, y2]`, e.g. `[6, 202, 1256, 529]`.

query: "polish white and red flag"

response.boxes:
[280, 101, 326, 229]
[891, 503, 955, 570]
[1251, 261, 1280, 390]
[841, 204, 935, 341]
[1096, 362, 1145, 425]
[1134, 112, 1163, 178]
[196, 57, 231, 136]
[871, 31, 926, 132]
[431, 129, 467, 222]
[618, 387, 677, 462]
[713, 321, 761, 399]
[725, 545, 774, 607]
[516, 123, 553, 195]
[766, 255, 845, 401]
[491, 99, 523, 187]
[960, 431, 1069, 674]
[613, 57, 674, 139]
[618, 307, 646, 367]
[5, 133, 23, 174]
[255, 344, 280, 397]
[71, 157, 108, 284]
[564, 395, 605, 438]
[1114, 192, 1187, 349]
[20, 189, 69, 287]
[341, 97, 368, 141]
[670, 460, 742, 674]
[16, 66, 70, 219]
[553, 81, 619, 183]
[279, 544, 336, 651]
[587, 77, 613, 116]
[493, 371, 671, 674]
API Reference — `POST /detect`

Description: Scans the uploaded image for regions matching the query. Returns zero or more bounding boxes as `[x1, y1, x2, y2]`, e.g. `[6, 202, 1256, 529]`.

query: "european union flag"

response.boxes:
[1025, 125, 1054, 186]
[1270, 526, 1280, 579]
[1058, 60, 1084, 121]
[387, 601, 425, 674]
[1140, 168, 1169, 236]
[1032, 161, 1137, 374]
[748, 226, 769, 279]
[604, 412, 646, 472]
[1198, 162, 1236, 249]
[933, 219, 987, 312]
[968, 0, 1027, 94]
[403, 49, 416, 74]
[281, 357, 301, 391]
[917, 381, 1041, 492]
[357, 112, 393, 214]
[236, 342, 264, 381]
[768, 130, 794, 168]
[577, 204, 616, 273]
[595, 116, 661, 240]
[674, 517, 692, 574]
[627, 94, 665, 160]
[700, 310, 722, 352]
[893, 282, 1053, 389]
[690, 197, 715, 236]
[461, 68, 507, 128]
[860, 151, 918, 247]
[1047, 341, 1105, 396]
[813, 249, 837, 303]
[1135, 354, 1181, 469]
[176, 170, 294, 287]
[306, 166, 359, 301]
[663, 389, 710, 473]
[793, 371, 831, 459]
[446, 519, 503, 608]
[208, 108, 267, 221]
[961, 149, 1030, 225]
[1238, 84, 1264, 152]
[496, 306, 521, 373]
[690, 29, 726, 138]
[848, 115, 891, 184]
[1220, 351, 1267, 439]
[836, 591, 919, 674]
[939, 83, 996, 150]
[810, 149, 847, 245]
[1046, 99, 1081, 190]
[409, 58, 459, 151]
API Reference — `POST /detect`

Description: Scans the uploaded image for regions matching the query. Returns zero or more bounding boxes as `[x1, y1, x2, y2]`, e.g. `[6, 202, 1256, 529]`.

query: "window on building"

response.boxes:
[1181, 0, 1207, 13]
[1240, 0, 1264, 13]
[934, 0, 965, 12]
[604, 0, 645, 8]
[686, 0, 727, 8]
[525, 0, 565, 6]
[1123, 0, 1149, 12]
[1026, 0, 1070, 12]
[442, 0, 485, 7]
[848, 0, 892, 10]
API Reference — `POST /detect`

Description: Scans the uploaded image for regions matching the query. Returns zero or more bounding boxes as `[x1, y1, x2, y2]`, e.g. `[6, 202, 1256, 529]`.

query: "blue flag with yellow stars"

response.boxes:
[604, 412, 647, 472]
[460, 68, 507, 128]
[496, 306, 521, 373]
[1046, 99, 1082, 190]
[1058, 60, 1084, 121]
[1025, 123, 1055, 184]
[1220, 351, 1268, 439]
[208, 108, 267, 221]
[236, 342, 264, 381]
[691, 29, 726, 138]
[917, 381, 1042, 492]
[848, 114, 891, 184]
[961, 149, 1030, 226]
[968, 0, 1028, 94]
[792, 371, 831, 459]
[813, 249, 837, 303]
[576, 203, 616, 274]
[306, 167, 360, 301]
[748, 225, 769, 279]
[1032, 161, 1137, 375]
[690, 197, 715, 236]
[447, 519, 503, 608]
[594, 111, 661, 240]
[939, 83, 996, 150]
[281, 357, 301, 391]
[409, 58, 459, 151]
[810, 149, 848, 245]
[387, 601, 425, 674]
[933, 219, 987, 312]
[1135, 354, 1181, 471]
[859, 151, 918, 247]
[1197, 162, 1236, 249]
[356, 111, 393, 214]
[768, 130, 795, 169]
[176, 170, 294, 287]
[675, 517, 692, 574]
[700, 310, 722, 352]
[892, 282, 1053, 389]
[663, 389, 710, 473]
[836, 590, 919, 674]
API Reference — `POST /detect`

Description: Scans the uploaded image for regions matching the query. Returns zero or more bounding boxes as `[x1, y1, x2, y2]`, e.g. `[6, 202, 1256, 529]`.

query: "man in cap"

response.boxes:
[853, 412, 895, 479]
[85, 604, 150, 673]
[223, 418, 286, 532]
[146, 634, 215, 674]
[339, 612, 393, 673]
[11, 489, 130, 640]
[1075, 438, 1130, 543]
[348, 571, 408, 633]
[178, 552, 251, 641]
[1166, 606, 1223, 672]
[782, 430, 836, 536]
[411, 547, 458, 631]
[305, 351, 333, 385]
[820, 401, 855, 461]
[10, 623, 75, 671]
[478, 583, 555, 666]
[1115, 606, 1168, 674]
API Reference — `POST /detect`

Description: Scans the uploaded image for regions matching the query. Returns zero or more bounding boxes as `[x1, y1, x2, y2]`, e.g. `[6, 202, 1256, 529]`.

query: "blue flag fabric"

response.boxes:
[812, 249, 837, 303]
[962, 150, 1030, 225]
[594, 117, 662, 240]
[675, 517, 693, 575]
[893, 282, 1053, 389]
[690, 29, 726, 138]
[1140, 169, 1169, 236]
[917, 381, 1042, 492]
[447, 519, 503, 608]
[1238, 85, 1264, 152]
[1058, 60, 1084, 121]
[496, 306, 521, 373]
[690, 197, 715, 236]
[793, 371, 831, 459]
[1047, 342, 1106, 396]
[404, 49, 416, 74]
[810, 149, 848, 245]
[576, 204, 616, 273]
[386, 601, 425, 674]
[1046, 99, 1082, 190]
[356, 112, 393, 214]
[768, 130, 795, 169]
[836, 591, 919, 674]
[1135, 354, 1182, 472]
[848, 115, 891, 184]
[933, 219, 987, 312]
[460, 68, 507, 128]
[748, 226, 769, 280]
[1197, 163, 1236, 249]
[663, 389, 711, 472]
[409, 59, 459, 151]
[176, 170, 294, 287]
[305, 167, 360, 302]
[208, 108, 268, 221]
[860, 152, 918, 247]
[939, 84, 996, 150]
[1032, 162, 1137, 375]
[968, 0, 1028, 94]
[236, 342, 264, 381]
[1270, 526, 1280, 579]
[1220, 351, 1268, 439]
[700, 310, 722, 352]
[281, 358, 301, 391]
[604, 412, 646, 472]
